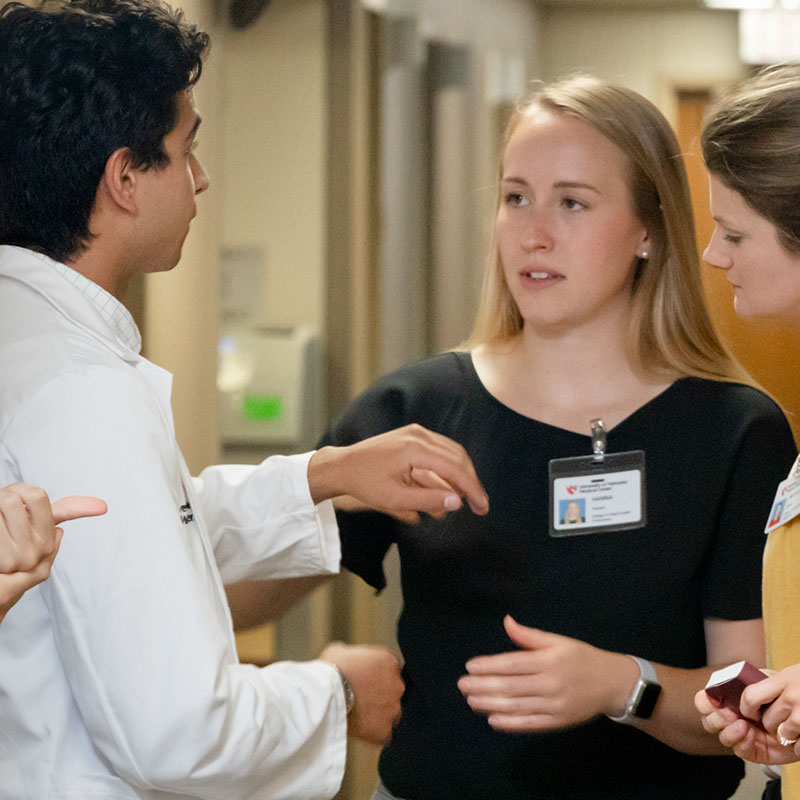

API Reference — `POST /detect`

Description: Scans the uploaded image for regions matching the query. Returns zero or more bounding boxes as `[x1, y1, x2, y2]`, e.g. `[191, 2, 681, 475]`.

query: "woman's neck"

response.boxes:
[472, 320, 674, 435]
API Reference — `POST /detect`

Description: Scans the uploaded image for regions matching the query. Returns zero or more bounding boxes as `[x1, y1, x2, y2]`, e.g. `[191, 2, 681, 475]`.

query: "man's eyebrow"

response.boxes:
[186, 115, 202, 141]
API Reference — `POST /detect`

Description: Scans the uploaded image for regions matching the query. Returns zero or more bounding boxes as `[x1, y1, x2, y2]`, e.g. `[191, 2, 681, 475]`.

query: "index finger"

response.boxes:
[409, 434, 489, 515]
[51, 496, 108, 525]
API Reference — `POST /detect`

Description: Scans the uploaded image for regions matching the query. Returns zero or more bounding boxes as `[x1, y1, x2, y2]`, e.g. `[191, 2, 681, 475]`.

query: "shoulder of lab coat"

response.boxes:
[1, 360, 347, 799]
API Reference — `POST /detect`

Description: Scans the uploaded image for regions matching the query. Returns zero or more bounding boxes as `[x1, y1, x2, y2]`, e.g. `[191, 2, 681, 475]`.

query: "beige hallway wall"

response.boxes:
[540, 4, 744, 113]
[144, 0, 224, 474]
[218, 0, 327, 334]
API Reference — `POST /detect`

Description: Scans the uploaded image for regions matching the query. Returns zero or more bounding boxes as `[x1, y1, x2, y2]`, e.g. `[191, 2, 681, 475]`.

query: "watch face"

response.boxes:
[634, 681, 662, 719]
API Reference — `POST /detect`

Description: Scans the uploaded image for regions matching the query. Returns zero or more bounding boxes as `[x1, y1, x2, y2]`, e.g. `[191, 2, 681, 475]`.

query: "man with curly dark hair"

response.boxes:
[0, 3, 488, 798]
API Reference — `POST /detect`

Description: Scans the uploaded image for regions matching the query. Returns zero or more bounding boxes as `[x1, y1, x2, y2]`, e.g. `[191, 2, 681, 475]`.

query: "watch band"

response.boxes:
[334, 665, 355, 716]
[606, 655, 661, 724]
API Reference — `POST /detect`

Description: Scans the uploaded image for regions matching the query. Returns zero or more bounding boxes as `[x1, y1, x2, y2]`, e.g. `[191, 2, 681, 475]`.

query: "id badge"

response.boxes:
[548, 420, 646, 537]
[765, 453, 800, 534]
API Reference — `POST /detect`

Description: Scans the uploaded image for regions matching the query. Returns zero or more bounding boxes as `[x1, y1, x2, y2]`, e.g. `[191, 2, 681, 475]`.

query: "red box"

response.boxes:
[705, 661, 769, 726]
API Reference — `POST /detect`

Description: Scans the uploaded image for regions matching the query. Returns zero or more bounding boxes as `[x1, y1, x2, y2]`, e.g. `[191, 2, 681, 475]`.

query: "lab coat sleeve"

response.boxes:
[6, 365, 347, 800]
[193, 454, 341, 585]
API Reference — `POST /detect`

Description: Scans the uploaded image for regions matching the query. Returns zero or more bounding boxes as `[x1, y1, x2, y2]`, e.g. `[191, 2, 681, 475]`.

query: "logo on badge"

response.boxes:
[566, 485, 578, 495]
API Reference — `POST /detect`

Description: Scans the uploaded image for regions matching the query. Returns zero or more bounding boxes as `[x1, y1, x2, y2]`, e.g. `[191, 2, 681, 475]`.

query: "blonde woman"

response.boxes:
[321, 76, 795, 800]
[692, 64, 800, 800]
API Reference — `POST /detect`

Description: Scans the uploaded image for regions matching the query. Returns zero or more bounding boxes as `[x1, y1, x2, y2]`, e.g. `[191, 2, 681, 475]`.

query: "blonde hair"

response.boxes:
[703, 63, 800, 254]
[467, 75, 745, 384]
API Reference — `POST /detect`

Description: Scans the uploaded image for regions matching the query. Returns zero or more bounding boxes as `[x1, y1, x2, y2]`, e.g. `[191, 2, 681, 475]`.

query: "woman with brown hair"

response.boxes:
[694, 63, 800, 800]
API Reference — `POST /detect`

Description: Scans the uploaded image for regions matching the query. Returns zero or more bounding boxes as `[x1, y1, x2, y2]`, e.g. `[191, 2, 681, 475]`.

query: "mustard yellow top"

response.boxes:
[764, 516, 800, 798]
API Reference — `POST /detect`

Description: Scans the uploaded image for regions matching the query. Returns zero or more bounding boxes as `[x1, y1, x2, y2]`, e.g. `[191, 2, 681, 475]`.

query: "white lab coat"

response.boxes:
[0, 246, 347, 799]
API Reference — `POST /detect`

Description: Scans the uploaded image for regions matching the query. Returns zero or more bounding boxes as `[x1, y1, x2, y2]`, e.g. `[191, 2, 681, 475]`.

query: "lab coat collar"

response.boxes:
[0, 245, 142, 362]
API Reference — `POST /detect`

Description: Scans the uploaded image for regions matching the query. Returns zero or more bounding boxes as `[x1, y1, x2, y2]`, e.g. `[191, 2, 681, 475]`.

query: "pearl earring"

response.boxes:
[639, 250, 649, 259]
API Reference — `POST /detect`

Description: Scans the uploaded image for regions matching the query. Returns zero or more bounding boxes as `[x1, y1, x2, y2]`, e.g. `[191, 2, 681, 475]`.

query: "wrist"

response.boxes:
[607, 655, 662, 724]
[307, 446, 343, 504]
[607, 652, 641, 717]
[333, 665, 355, 716]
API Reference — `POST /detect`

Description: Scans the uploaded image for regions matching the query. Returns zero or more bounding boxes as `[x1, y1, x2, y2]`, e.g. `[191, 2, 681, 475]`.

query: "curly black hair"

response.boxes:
[0, 1, 210, 261]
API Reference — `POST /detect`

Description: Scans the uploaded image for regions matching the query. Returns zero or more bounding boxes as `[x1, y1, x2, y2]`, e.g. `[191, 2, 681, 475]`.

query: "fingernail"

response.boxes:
[444, 494, 461, 511]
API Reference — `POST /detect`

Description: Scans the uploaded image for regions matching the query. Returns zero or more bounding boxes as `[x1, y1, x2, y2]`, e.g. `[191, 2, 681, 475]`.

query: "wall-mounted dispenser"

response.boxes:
[217, 324, 325, 458]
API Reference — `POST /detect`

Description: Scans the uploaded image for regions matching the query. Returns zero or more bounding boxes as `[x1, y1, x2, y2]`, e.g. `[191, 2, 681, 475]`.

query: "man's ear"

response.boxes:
[101, 147, 138, 212]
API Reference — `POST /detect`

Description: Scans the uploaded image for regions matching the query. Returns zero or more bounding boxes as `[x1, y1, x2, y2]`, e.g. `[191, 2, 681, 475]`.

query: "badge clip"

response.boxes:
[590, 418, 606, 463]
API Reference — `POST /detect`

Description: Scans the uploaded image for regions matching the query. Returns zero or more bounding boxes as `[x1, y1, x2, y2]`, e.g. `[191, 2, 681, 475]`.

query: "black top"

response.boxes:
[321, 352, 797, 800]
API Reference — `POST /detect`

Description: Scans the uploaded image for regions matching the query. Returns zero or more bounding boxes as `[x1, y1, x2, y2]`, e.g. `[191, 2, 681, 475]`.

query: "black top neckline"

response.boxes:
[455, 350, 682, 439]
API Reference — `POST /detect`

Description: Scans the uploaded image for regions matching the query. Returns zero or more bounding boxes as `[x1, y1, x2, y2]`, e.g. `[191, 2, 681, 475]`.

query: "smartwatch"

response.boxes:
[606, 656, 661, 724]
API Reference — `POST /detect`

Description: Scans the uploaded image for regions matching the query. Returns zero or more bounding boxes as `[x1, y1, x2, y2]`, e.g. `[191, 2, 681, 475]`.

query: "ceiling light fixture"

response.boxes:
[739, 7, 800, 62]
[704, 0, 780, 8]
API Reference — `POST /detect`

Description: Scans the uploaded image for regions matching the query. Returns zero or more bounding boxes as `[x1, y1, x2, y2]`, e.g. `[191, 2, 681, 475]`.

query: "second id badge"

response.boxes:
[765, 453, 800, 534]
[548, 419, 646, 537]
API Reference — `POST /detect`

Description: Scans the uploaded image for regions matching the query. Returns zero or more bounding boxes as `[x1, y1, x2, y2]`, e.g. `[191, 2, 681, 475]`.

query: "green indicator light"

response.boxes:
[242, 394, 283, 421]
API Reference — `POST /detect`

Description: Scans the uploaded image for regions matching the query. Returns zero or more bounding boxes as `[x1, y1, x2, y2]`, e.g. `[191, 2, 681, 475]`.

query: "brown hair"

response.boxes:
[703, 63, 800, 254]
